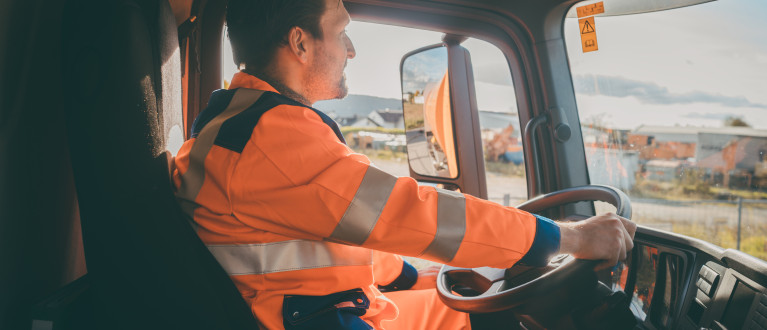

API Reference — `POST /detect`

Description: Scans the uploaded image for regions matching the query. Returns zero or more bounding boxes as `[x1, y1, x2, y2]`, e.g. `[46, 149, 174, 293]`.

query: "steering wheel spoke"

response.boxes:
[478, 280, 507, 298]
[441, 266, 506, 295]
[471, 266, 507, 283]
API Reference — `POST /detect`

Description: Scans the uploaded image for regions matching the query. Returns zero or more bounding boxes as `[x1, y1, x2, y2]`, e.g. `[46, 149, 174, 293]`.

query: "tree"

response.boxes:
[724, 116, 751, 127]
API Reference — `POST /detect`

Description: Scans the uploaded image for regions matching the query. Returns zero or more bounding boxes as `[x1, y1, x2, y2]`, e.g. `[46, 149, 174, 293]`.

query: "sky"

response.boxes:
[223, 0, 767, 130]
[564, 0, 767, 129]
[336, 22, 518, 114]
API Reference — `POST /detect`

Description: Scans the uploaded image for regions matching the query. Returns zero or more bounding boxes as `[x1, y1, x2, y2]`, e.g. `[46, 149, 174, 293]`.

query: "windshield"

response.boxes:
[565, 0, 767, 260]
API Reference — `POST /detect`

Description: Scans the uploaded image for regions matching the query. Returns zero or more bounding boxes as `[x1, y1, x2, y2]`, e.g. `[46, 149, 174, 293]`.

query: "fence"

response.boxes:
[491, 194, 767, 258]
[623, 198, 767, 252]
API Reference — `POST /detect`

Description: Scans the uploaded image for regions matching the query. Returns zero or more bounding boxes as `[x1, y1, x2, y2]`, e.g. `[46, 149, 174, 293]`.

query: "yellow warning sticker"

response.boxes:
[579, 17, 598, 53]
[577, 2, 605, 18]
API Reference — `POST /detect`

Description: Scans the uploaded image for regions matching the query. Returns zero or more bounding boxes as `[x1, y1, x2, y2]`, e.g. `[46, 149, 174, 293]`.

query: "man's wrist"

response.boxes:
[557, 222, 580, 255]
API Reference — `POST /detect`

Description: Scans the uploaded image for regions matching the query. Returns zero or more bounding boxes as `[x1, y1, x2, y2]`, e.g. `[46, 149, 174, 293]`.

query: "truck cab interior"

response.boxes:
[2, 0, 766, 329]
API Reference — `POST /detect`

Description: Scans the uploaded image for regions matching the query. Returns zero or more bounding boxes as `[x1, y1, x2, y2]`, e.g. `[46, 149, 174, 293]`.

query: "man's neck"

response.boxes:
[242, 69, 312, 106]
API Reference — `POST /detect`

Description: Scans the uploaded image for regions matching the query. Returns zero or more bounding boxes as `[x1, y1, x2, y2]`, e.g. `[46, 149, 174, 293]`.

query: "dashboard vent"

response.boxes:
[696, 266, 719, 298]
[689, 266, 720, 324]
[748, 293, 767, 330]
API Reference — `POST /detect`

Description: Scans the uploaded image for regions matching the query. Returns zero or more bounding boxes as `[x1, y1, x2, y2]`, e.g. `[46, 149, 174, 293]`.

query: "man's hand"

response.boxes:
[558, 212, 637, 270]
[410, 265, 442, 290]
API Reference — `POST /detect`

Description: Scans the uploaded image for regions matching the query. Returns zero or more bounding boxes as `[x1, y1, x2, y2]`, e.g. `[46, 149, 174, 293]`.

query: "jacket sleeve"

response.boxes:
[373, 251, 418, 291]
[229, 105, 560, 269]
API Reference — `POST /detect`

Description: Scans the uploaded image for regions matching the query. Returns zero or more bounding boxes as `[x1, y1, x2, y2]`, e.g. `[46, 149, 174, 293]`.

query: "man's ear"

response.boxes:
[287, 26, 310, 64]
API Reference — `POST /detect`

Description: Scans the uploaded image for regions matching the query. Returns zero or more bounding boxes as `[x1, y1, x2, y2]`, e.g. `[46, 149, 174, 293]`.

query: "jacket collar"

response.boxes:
[228, 71, 280, 93]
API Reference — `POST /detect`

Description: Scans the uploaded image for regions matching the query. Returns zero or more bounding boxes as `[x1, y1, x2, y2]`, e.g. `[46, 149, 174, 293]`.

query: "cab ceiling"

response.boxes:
[165, 0, 579, 41]
[345, 0, 580, 43]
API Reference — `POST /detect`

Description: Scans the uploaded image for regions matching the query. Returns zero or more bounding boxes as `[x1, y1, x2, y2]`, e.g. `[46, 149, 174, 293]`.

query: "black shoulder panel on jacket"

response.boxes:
[191, 89, 237, 138]
[213, 91, 346, 153]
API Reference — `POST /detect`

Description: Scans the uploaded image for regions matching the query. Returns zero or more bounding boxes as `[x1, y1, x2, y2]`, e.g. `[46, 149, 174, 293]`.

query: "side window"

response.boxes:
[222, 26, 236, 89]
[564, 0, 767, 260]
[463, 39, 527, 206]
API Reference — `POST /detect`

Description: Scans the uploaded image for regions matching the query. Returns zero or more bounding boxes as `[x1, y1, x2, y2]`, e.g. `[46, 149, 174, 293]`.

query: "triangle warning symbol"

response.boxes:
[581, 20, 595, 34]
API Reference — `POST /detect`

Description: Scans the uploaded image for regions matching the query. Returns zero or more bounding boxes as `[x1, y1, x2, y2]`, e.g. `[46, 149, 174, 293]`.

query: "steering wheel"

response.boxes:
[436, 185, 632, 314]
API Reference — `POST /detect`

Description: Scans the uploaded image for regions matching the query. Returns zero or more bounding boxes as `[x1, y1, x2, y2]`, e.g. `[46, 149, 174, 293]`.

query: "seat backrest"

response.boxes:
[62, 0, 258, 328]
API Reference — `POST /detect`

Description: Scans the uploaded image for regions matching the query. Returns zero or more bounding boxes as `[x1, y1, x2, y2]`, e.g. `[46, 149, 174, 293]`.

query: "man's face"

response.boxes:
[306, 0, 356, 102]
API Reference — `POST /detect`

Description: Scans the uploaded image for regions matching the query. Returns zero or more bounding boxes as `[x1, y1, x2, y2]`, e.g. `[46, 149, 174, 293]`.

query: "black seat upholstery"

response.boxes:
[62, 0, 258, 328]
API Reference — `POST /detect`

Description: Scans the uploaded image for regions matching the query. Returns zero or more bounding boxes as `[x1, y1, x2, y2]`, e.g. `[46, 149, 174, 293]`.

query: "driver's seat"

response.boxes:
[62, 0, 258, 328]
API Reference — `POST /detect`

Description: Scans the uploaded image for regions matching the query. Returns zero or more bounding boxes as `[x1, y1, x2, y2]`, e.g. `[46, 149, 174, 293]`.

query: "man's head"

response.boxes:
[227, 0, 356, 104]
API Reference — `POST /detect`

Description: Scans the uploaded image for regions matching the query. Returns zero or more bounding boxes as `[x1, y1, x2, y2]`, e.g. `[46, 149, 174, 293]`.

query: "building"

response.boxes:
[631, 125, 767, 163]
[631, 125, 767, 189]
[349, 109, 404, 129]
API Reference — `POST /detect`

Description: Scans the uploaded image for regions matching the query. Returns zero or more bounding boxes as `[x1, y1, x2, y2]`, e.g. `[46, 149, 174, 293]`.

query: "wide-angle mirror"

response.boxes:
[565, 0, 715, 17]
[400, 45, 458, 178]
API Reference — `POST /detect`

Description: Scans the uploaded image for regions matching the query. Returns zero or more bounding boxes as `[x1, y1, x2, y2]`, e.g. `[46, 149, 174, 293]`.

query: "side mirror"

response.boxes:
[400, 45, 457, 178]
[399, 40, 488, 199]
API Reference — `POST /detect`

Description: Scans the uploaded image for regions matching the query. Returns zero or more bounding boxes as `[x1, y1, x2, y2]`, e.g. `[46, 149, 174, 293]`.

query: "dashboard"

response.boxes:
[605, 227, 767, 330]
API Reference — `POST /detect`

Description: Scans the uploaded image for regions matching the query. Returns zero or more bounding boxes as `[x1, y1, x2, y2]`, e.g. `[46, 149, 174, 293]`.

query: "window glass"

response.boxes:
[463, 39, 527, 206]
[565, 0, 767, 260]
[223, 26, 236, 89]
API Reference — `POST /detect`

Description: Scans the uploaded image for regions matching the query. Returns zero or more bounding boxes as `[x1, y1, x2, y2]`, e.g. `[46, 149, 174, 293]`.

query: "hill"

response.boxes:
[314, 94, 402, 118]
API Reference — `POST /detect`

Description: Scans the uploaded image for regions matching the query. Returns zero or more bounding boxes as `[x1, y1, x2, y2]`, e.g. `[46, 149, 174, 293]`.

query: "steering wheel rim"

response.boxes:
[436, 184, 632, 314]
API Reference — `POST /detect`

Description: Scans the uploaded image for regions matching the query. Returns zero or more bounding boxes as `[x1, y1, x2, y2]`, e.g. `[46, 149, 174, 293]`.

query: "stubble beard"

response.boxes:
[336, 73, 349, 99]
[308, 66, 348, 102]
[307, 46, 349, 102]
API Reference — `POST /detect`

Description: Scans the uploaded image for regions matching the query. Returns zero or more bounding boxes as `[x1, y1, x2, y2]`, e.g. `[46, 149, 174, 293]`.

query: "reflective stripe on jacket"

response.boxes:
[173, 72, 560, 329]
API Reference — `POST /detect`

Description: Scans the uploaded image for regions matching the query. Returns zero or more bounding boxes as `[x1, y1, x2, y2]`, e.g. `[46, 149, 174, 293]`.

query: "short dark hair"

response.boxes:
[226, 0, 328, 71]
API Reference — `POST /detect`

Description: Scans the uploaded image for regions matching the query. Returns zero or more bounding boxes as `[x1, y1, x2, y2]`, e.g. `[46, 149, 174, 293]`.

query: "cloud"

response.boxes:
[683, 112, 730, 120]
[401, 49, 448, 94]
[573, 74, 767, 109]
[473, 63, 513, 86]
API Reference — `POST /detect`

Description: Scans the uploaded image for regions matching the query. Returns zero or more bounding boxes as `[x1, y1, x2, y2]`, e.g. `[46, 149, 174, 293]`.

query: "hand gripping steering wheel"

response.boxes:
[436, 185, 632, 314]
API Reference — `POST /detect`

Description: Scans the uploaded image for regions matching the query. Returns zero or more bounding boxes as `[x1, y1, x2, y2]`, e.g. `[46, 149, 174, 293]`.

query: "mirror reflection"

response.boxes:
[401, 46, 457, 178]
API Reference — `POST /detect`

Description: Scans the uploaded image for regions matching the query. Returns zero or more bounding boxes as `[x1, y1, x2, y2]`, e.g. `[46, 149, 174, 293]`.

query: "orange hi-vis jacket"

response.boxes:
[173, 72, 560, 329]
